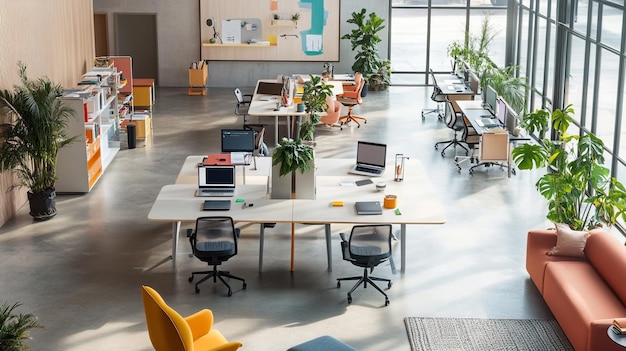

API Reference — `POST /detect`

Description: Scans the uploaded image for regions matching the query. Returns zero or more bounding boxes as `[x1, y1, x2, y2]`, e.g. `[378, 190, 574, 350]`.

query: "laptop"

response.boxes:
[202, 199, 231, 211]
[349, 141, 387, 177]
[196, 165, 236, 197]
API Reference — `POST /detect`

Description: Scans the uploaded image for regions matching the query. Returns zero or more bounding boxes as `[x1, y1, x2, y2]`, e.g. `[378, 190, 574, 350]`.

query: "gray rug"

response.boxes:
[404, 317, 574, 351]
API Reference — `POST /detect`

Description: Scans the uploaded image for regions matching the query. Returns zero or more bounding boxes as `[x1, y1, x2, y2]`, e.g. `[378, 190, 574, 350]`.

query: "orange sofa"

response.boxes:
[526, 229, 626, 351]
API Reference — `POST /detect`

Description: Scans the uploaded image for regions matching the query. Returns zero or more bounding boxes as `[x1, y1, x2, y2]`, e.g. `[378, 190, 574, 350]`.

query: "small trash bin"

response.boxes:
[127, 123, 136, 149]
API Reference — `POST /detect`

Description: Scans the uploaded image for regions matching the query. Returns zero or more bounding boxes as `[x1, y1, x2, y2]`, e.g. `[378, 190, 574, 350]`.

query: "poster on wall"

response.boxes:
[200, 0, 340, 62]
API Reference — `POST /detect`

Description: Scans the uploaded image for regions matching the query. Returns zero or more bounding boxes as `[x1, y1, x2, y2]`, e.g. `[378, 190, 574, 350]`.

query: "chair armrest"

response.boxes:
[185, 309, 214, 338]
[210, 341, 244, 351]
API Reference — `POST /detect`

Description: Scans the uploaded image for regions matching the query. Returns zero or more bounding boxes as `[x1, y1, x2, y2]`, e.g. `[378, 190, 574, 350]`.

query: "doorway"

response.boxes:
[114, 13, 159, 84]
[94, 13, 109, 57]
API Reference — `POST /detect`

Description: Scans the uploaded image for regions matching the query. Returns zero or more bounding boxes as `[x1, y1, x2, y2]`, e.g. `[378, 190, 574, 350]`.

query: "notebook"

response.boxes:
[196, 165, 236, 197]
[202, 200, 231, 211]
[349, 141, 387, 177]
[355, 201, 383, 215]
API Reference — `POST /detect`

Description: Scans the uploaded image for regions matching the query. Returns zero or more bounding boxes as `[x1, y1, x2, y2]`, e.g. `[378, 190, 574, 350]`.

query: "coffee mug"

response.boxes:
[297, 103, 305, 112]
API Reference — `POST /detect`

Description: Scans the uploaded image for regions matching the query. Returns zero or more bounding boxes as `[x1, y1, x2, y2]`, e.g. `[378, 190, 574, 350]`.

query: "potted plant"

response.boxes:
[368, 59, 391, 91]
[298, 75, 333, 142]
[0, 302, 42, 351]
[511, 104, 626, 230]
[271, 137, 315, 199]
[341, 8, 390, 92]
[481, 64, 528, 114]
[447, 16, 496, 76]
[0, 63, 77, 220]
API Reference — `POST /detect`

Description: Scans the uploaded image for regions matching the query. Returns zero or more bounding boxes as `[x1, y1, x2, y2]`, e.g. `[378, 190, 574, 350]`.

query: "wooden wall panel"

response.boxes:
[0, 0, 95, 226]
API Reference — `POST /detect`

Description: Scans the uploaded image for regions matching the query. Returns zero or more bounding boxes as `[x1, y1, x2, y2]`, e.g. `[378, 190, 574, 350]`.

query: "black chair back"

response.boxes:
[189, 217, 237, 265]
[348, 224, 392, 268]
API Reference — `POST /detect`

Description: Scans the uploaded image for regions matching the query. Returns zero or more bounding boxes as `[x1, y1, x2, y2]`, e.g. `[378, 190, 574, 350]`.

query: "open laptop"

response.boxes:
[349, 141, 387, 177]
[196, 165, 236, 197]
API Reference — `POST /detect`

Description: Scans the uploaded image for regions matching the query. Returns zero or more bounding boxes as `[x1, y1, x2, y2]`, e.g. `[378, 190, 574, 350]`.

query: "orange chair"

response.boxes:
[319, 95, 342, 129]
[337, 73, 366, 128]
[141, 285, 243, 351]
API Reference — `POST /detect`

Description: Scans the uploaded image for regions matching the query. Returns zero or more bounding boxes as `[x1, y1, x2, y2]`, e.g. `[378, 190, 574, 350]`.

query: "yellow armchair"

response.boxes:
[141, 285, 243, 351]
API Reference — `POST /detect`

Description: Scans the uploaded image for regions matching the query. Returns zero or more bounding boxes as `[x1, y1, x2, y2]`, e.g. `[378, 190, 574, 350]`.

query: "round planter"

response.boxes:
[28, 188, 57, 220]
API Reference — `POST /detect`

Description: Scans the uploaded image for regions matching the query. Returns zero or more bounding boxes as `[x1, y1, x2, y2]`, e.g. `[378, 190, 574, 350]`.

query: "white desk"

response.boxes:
[148, 157, 446, 272]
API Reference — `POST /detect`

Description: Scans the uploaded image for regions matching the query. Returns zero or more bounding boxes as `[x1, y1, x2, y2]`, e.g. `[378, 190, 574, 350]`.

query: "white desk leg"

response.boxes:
[325, 223, 332, 272]
[401, 224, 406, 273]
[259, 223, 265, 272]
[274, 116, 279, 145]
[171, 221, 181, 267]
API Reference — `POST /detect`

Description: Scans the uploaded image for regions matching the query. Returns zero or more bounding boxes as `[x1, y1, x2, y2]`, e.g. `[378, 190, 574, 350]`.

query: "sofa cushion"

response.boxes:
[542, 261, 626, 351]
[547, 223, 588, 257]
[585, 231, 626, 306]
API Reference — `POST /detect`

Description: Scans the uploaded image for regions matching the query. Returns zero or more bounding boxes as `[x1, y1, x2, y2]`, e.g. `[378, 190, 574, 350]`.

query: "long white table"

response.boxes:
[148, 158, 446, 272]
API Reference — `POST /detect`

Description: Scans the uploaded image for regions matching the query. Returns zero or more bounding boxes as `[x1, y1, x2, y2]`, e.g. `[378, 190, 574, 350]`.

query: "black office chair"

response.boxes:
[422, 69, 446, 120]
[336, 224, 393, 306]
[455, 114, 480, 173]
[187, 216, 246, 296]
[434, 100, 469, 158]
[234, 88, 252, 128]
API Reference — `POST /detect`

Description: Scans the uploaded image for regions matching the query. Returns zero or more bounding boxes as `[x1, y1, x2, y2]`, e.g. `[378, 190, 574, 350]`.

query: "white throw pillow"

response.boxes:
[546, 223, 589, 258]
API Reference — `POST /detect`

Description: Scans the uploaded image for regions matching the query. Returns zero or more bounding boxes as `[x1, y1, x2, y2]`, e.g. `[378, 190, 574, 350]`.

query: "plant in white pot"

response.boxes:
[271, 137, 315, 199]
[0, 63, 77, 220]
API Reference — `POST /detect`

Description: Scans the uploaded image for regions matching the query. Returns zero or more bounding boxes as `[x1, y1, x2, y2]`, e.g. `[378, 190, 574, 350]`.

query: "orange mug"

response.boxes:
[383, 194, 397, 209]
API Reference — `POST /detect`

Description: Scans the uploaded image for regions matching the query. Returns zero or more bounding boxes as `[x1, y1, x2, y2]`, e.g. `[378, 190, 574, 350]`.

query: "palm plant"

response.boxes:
[0, 63, 77, 219]
[511, 104, 626, 230]
[0, 302, 42, 351]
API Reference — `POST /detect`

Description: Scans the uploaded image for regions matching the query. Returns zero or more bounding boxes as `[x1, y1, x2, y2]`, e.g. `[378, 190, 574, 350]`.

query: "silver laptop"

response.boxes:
[196, 165, 236, 197]
[349, 141, 387, 177]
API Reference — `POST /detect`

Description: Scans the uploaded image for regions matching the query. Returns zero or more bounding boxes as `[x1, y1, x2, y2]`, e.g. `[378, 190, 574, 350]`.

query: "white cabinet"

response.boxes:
[56, 66, 127, 193]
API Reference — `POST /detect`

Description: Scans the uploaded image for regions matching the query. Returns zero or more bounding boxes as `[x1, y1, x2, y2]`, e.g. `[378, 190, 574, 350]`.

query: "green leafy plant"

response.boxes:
[341, 8, 389, 88]
[0, 63, 77, 219]
[271, 137, 315, 177]
[298, 75, 333, 141]
[0, 302, 42, 351]
[481, 65, 528, 114]
[447, 16, 496, 75]
[511, 104, 626, 230]
[291, 13, 300, 21]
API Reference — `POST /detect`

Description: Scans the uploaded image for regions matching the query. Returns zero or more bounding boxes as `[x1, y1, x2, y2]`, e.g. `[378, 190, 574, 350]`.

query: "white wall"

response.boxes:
[93, 0, 390, 88]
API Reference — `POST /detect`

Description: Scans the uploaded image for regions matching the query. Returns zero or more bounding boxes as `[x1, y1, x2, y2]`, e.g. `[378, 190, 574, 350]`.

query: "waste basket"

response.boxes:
[127, 123, 136, 149]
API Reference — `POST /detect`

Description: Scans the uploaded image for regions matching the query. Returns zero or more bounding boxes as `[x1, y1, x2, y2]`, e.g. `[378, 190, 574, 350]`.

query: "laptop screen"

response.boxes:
[198, 166, 236, 188]
[221, 129, 255, 152]
[356, 141, 387, 168]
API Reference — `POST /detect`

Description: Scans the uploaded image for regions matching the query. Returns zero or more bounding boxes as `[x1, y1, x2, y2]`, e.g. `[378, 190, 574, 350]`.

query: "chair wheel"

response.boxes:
[243, 283, 247, 290]
[385, 298, 390, 306]
[188, 276, 194, 283]
[388, 282, 392, 289]
[227, 290, 232, 297]
[347, 294, 352, 304]
[337, 281, 341, 288]
[195, 287, 200, 294]
[441, 151, 445, 157]
[512, 169, 517, 175]
[434, 144, 439, 150]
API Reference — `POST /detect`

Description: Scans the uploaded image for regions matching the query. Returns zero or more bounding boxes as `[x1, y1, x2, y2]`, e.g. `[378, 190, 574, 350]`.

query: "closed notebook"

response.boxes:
[355, 201, 383, 215]
[202, 200, 231, 211]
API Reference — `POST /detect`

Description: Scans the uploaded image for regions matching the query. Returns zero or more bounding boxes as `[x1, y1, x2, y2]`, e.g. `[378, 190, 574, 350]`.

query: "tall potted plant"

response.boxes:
[341, 8, 390, 92]
[271, 137, 315, 199]
[0, 63, 77, 220]
[0, 302, 42, 351]
[511, 104, 626, 230]
[298, 75, 333, 142]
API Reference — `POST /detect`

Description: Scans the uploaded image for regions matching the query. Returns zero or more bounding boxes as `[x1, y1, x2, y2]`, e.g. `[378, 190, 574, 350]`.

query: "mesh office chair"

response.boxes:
[234, 88, 252, 128]
[337, 224, 393, 306]
[454, 114, 480, 173]
[434, 100, 469, 158]
[187, 216, 246, 296]
[337, 73, 367, 128]
[469, 130, 515, 177]
[422, 69, 446, 120]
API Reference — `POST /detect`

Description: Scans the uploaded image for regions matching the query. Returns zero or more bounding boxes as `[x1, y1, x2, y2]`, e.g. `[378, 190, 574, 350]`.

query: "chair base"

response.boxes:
[421, 102, 444, 121]
[337, 268, 391, 306]
[468, 162, 516, 178]
[434, 136, 468, 158]
[339, 104, 367, 128]
[189, 265, 246, 296]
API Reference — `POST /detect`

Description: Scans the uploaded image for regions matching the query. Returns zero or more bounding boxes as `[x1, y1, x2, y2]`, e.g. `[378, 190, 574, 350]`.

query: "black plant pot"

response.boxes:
[28, 188, 57, 220]
[361, 82, 368, 97]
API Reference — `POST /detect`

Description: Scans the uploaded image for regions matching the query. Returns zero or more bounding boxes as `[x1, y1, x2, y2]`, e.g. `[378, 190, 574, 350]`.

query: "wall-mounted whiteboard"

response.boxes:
[200, 0, 340, 62]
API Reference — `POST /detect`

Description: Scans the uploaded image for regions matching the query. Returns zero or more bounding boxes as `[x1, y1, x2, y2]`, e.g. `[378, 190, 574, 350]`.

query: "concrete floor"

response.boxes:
[0, 86, 555, 350]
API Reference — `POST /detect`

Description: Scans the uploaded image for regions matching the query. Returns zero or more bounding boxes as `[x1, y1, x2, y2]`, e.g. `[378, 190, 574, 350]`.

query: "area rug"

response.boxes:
[404, 317, 574, 351]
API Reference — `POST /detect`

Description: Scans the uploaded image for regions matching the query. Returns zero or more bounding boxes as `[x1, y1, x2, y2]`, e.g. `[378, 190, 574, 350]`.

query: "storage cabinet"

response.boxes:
[56, 65, 127, 193]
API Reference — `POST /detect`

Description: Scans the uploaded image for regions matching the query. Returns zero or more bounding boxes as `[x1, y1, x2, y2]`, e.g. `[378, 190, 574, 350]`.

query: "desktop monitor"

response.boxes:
[505, 102, 519, 134]
[496, 97, 507, 125]
[484, 85, 498, 115]
[256, 81, 283, 95]
[221, 129, 255, 153]
[468, 71, 480, 94]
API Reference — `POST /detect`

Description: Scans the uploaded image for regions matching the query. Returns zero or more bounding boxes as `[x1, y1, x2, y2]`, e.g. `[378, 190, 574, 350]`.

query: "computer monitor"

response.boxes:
[496, 97, 507, 125]
[221, 129, 255, 153]
[468, 71, 480, 94]
[505, 102, 519, 134]
[484, 85, 498, 115]
[256, 81, 283, 95]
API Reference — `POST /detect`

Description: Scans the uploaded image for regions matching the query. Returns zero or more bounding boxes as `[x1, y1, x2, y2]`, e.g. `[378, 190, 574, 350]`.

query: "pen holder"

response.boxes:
[383, 194, 397, 209]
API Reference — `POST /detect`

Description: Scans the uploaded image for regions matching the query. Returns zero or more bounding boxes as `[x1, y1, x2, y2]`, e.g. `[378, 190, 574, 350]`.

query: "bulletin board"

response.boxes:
[200, 0, 340, 62]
